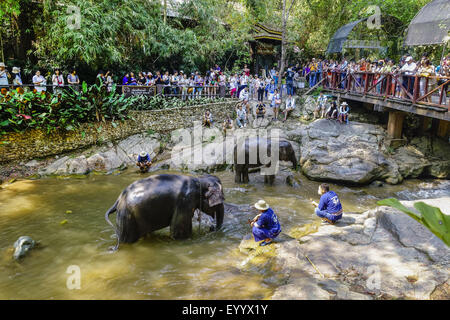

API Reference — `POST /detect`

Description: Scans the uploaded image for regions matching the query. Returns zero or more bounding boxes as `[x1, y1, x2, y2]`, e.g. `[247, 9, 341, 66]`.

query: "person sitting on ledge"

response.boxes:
[325, 98, 338, 119]
[250, 200, 281, 246]
[136, 151, 152, 173]
[236, 104, 247, 128]
[282, 94, 296, 122]
[203, 109, 213, 127]
[256, 102, 266, 119]
[338, 101, 350, 124]
[222, 115, 234, 134]
[311, 183, 343, 224]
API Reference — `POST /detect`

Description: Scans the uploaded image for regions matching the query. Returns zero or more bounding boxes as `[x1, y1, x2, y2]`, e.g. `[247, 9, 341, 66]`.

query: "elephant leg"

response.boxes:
[268, 175, 275, 185]
[235, 166, 241, 183]
[243, 166, 249, 183]
[116, 209, 140, 244]
[170, 205, 193, 240]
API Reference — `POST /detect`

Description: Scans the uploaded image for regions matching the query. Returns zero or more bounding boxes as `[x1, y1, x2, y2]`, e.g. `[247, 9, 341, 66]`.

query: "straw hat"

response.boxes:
[254, 200, 269, 211]
[12, 67, 20, 74]
[140, 151, 148, 158]
[0, 62, 5, 68]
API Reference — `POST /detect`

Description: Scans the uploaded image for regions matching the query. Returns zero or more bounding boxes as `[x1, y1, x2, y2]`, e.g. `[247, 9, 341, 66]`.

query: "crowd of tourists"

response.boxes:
[119, 63, 305, 100]
[0, 62, 306, 99]
[300, 54, 450, 99]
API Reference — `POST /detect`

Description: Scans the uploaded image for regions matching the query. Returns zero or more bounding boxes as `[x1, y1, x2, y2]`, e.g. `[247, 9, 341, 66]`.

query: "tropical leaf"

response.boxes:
[377, 198, 450, 246]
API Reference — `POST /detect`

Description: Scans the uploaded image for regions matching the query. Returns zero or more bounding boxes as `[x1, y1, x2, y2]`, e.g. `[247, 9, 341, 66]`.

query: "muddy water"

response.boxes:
[0, 169, 448, 299]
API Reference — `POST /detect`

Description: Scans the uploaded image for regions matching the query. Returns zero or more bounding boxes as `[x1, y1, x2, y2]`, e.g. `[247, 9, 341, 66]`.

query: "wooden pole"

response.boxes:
[163, 0, 167, 24]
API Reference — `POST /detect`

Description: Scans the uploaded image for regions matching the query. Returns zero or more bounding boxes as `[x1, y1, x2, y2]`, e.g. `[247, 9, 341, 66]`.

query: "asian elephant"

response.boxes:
[234, 137, 297, 184]
[105, 174, 225, 250]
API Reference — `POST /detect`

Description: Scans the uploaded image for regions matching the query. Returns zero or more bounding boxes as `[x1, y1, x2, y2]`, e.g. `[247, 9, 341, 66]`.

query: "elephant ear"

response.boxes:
[205, 183, 224, 207]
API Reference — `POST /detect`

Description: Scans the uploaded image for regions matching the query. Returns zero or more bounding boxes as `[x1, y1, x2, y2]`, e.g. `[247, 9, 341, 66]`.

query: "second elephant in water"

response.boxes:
[234, 137, 297, 184]
[105, 174, 225, 250]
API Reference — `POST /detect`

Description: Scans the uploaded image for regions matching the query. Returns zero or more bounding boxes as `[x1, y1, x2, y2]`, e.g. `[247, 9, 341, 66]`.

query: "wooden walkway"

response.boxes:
[309, 71, 450, 122]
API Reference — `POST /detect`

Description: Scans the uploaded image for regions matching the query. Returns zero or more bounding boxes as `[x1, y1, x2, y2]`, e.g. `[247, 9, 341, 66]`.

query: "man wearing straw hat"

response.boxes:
[250, 200, 281, 246]
[136, 151, 152, 173]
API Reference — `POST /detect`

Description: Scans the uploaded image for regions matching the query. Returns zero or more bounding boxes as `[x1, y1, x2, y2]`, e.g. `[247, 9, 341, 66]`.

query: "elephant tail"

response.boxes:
[105, 199, 120, 251]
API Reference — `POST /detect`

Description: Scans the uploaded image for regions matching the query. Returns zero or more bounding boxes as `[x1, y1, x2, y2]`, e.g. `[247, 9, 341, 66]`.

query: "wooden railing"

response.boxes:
[319, 70, 450, 112]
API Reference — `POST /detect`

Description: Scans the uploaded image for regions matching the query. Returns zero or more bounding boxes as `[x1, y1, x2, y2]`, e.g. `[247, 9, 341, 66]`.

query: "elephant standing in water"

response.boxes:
[234, 137, 297, 184]
[105, 174, 225, 250]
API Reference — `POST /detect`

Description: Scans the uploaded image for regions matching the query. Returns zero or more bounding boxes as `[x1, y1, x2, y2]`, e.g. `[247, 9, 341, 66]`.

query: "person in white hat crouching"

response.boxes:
[338, 101, 350, 124]
[136, 151, 152, 173]
[250, 200, 281, 246]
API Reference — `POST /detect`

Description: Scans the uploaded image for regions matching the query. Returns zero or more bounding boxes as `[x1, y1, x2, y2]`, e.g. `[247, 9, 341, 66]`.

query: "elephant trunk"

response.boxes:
[215, 204, 224, 230]
[291, 152, 298, 170]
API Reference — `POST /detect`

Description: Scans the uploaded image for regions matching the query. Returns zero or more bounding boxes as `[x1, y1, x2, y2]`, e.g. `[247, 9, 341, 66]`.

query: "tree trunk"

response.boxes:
[278, 0, 287, 93]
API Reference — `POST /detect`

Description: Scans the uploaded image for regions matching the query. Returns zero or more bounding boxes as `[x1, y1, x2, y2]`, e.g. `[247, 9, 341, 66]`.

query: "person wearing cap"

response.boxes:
[136, 151, 152, 173]
[311, 183, 343, 224]
[250, 200, 281, 246]
[400, 56, 417, 97]
[338, 101, 350, 124]
[0, 62, 10, 88]
[12, 67, 22, 87]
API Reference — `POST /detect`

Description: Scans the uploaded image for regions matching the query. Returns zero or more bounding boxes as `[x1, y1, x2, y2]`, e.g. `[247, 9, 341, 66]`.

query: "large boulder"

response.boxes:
[299, 119, 400, 185]
[39, 133, 161, 176]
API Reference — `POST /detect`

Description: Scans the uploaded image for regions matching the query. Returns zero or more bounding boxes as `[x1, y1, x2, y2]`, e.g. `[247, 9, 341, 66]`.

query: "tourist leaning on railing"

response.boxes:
[12, 67, 23, 88]
[33, 70, 47, 93]
[0, 62, 10, 88]
[52, 69, 64, 94]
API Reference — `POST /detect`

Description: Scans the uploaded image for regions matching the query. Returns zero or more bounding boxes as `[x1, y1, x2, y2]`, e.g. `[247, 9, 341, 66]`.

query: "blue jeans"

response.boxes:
[286, 82, 294, 95]
[315, 208, 342, 222]
[236, 117, 246, 128]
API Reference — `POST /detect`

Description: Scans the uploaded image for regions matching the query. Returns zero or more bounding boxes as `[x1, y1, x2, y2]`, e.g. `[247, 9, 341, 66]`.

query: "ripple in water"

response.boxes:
[396, 180, 450, 200]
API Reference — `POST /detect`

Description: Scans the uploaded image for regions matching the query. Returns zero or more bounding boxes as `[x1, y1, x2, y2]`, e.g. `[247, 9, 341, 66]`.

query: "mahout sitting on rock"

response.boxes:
[311, 183, 343, 224]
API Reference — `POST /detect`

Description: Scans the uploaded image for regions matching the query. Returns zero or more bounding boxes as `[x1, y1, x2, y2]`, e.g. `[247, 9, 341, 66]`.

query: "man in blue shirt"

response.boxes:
[311, 183, 343, 224]
[251, 200, 281, 246]
[136, 151, 152, 173]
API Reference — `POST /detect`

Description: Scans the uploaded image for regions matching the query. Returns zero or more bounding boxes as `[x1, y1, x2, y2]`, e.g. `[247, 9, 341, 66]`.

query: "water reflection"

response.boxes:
[0, 169, 448, 299]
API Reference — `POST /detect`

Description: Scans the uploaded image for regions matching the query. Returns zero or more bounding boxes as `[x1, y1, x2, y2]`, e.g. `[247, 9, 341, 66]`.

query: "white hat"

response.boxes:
[341, 102, 348, 106]
[406, 56, 413, 62]
[12, 67, 20, 74]
[140, 151, 148, 158]
[254, 200, 269, 211]
[0, 62, 5, 68]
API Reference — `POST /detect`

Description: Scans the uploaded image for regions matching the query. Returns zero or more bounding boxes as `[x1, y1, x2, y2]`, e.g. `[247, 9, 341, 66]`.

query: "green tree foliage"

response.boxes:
[24, 0, 252, 74]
